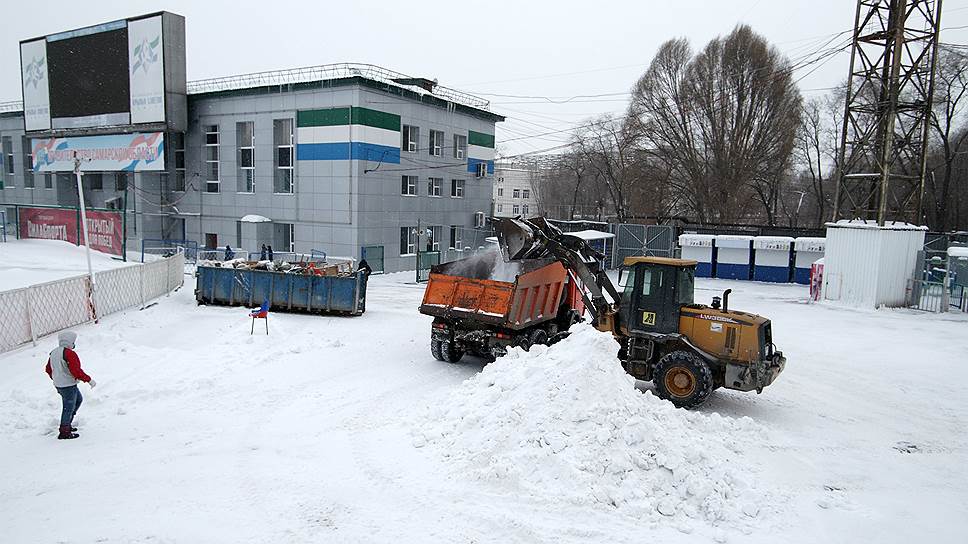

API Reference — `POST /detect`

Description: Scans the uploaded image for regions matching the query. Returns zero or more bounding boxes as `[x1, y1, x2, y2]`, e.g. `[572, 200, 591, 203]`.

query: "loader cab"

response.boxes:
[620, 257, 697, 335]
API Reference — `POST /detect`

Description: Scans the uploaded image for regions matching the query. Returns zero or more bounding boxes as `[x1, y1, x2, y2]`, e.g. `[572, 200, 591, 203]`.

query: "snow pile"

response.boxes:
[416, 324, 767, 530]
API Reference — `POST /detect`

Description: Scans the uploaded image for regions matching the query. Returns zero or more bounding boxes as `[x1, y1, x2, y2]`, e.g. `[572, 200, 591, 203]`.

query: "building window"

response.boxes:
[497, 187, 503, 197]
[522, 204, 529, 216]
[237, 121, 255, 193]
[205, 233, 218, 249]
[429, 130, 443, 156]
[523, 189, 530, 199]
[2, 136, 12, 187]
[173, 132, 186, 192]
[402, 125, 419, 153]
[497, 204, 503, 213]
[513, 188, 520, 199]
[44, 174, 53, 190]
[428, 177, 442, 197]
[451, 179, 464, 198]
[475, 162, 487, 177]
[273, 119, 294, 194]
[274, 222, 295, 252]
[87, 173, 103, 191]
[512, 204, 520, 215]
[453, 135, 467, 159]
[22, 136, 34, 189]
[205, 124, 220, 193]
[401, 175, 417, 196]
[426, 225, 442, 252]
[474, 211, 486, 228]
[115, 172, 128, 191]
[449, 226, 462, 250]
[400, 226, 416, 256]
[498, 176, 504, 183]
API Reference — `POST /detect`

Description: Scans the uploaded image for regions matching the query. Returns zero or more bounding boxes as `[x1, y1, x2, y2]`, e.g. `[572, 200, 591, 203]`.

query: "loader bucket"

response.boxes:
[493, 217, 538, 261]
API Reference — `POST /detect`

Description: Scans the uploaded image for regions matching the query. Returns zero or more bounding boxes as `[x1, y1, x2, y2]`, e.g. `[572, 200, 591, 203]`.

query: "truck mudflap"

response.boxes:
[724, 352, 786, 393]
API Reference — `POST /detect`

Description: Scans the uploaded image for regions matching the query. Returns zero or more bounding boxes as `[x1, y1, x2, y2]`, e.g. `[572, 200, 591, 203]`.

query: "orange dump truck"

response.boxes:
[419, 251, 585, 362]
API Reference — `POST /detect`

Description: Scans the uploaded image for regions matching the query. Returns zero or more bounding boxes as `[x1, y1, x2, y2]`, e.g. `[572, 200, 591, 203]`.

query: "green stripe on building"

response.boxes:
[351, 107, 400, 132]
[297, 107, 400, 131]
[468, 130, 495, 148]
[297, 107, 351, 128]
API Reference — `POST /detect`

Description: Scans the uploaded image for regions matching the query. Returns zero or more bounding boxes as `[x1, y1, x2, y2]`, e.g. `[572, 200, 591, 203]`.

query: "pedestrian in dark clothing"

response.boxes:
[45, 331, 95, 440]
[267, 245, 274, 261]
[260, 244, 268, 261]
[224, 245, 235, 260]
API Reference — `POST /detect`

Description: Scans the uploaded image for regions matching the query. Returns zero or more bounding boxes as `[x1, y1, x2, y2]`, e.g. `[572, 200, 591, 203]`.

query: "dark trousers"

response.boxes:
[56, 385, 82, 427]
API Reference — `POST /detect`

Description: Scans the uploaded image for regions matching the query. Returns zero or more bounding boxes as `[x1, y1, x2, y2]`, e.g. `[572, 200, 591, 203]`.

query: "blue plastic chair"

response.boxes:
[250, 300, 269, 335]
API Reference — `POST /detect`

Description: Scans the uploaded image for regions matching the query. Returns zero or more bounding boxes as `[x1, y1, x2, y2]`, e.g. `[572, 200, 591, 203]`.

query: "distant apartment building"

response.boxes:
[493, 161, 538, 218]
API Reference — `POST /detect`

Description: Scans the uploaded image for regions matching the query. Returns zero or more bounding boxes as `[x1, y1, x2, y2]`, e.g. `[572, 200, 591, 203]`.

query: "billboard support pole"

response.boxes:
[74, 152, 98, 322]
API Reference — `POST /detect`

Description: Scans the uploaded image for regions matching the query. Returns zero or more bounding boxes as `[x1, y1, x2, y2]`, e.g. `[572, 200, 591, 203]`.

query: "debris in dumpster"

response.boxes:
[197, 259, 356, 277]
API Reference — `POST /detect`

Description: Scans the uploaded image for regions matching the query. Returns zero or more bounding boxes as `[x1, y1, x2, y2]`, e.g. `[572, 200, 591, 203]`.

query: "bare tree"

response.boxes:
[572, 114, 646, 222]
[925, 47, 968, 231]
[629, 25, 802, 225]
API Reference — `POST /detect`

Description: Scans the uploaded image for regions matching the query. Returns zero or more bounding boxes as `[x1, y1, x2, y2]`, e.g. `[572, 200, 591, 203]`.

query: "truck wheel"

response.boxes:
[529, 329, 549, 347]
[431, 338, 444, 361]
[653, 351, 714, 408]
[440, 340, 464, 363]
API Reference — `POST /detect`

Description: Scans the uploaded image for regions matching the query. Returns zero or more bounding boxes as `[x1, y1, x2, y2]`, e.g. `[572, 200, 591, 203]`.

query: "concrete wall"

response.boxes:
[493, 163, 537, 218]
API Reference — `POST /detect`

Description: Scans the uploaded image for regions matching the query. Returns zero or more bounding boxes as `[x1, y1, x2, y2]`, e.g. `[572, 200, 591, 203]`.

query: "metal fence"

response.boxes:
[0, 252, 185, 354]
[609, 224, 676, 268]
[361, 245, 385, 274]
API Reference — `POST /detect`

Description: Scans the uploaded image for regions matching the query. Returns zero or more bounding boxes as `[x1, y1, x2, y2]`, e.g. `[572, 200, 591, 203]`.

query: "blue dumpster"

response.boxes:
[714, 235, 753, 280]
[793, 237, 825, 285]
[195, 265, 369, 315]
[753, 236, 793, 283]
[678, 234, 715, 277]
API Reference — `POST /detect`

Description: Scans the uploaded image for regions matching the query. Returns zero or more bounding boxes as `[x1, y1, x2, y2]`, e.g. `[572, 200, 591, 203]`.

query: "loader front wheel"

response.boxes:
[653, 351, 713, 408]
[431, 337, 444, 361]
[440, 340, 464, 363]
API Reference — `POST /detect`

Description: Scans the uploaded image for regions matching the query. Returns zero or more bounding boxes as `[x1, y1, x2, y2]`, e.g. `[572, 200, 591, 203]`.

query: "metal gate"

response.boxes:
[610, 224, 676, 268]
[417, 251, 440, 282]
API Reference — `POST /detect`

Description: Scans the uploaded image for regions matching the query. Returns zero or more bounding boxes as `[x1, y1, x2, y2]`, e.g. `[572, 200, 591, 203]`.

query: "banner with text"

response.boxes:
[18, 206, 123, 256]
[32, 132, 165, 172]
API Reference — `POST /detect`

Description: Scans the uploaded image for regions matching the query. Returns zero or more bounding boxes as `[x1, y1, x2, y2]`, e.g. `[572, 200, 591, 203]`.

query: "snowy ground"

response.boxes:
[0, 239, 136, 291]
[1, 266, 967, 543]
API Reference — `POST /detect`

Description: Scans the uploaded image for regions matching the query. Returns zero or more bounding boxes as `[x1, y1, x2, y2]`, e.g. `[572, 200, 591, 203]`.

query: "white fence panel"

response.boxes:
[0, 289, 32, 352]
[142, 258, 171, 301]
[28, 276, 93, 339]
[94, 266, 144, 317]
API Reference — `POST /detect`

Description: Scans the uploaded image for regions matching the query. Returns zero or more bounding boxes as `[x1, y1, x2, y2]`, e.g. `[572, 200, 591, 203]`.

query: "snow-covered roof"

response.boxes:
[565, 230, 615, 241]
[949, 246, 968, 258]
[714, 235, 753, 249]
[825, 219, 928, 231]
[240, 214, 271, 223]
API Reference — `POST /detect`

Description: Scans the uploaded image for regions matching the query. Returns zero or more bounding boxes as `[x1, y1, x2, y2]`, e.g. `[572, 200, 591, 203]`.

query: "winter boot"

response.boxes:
[57, 425, 79, 440]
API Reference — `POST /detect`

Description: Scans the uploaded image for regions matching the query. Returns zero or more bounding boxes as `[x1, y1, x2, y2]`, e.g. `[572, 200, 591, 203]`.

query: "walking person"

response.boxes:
[224, 244, 235, 261]
[44, 331, 95, 440]
[267, 245, 274, 261]
[260, 244, 268, 261]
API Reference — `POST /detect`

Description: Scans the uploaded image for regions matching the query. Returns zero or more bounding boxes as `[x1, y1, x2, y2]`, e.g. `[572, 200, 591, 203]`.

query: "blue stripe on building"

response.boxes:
[467, 157, 494, 174]
[297, 142, 401, 163]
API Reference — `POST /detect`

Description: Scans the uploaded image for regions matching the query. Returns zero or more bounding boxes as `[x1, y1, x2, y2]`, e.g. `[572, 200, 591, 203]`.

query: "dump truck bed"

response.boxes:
[419, 253, 568, 330]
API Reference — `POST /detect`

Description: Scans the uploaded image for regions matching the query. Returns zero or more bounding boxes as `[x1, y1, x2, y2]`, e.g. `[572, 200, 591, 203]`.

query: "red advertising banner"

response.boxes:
[18, 206, 123, 257]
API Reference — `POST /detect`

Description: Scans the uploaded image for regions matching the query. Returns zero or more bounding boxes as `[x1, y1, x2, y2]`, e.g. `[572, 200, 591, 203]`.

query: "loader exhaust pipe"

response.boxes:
[722, 289, 731, 312]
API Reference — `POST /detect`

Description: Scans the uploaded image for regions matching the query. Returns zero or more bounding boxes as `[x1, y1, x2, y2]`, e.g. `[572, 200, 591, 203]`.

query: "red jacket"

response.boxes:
[45, 348, 92, 383]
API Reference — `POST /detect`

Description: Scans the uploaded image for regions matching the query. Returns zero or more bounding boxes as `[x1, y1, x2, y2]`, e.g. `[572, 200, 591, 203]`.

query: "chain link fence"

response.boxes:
[0, 252, 185, 354]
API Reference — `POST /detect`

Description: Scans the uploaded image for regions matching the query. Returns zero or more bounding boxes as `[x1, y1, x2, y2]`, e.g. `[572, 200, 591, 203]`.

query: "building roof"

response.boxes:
[623, 256, 698, 267]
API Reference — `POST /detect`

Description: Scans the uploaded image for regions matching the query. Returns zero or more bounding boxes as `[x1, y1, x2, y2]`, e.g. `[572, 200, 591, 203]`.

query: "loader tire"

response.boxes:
[431, 337, 444, 361]
[440, 340, 464, 363]
[653, 350, 713, 409]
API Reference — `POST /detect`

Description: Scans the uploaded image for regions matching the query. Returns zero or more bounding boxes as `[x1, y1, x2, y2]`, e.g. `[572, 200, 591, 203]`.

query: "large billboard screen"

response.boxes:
[31, 132, 165, 172]
[20, 13, 181, 132]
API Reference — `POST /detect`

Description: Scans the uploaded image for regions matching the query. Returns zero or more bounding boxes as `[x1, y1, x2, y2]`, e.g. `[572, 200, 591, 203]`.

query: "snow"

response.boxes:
[0, 239, 136, 291]
[416, 325, 766, 531]
[679, 234, 715, 247]
[948, 246, 968, 258]
[794, 237, 826, 252]
[825, 219, 929, 231]
[1, 259, 967, 543]
[564, 229, 615, 241]
[239, 214, 271, 223]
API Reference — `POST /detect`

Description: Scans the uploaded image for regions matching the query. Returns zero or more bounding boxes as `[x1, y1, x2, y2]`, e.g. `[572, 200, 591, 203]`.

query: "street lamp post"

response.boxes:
[73, 152, 97, 322]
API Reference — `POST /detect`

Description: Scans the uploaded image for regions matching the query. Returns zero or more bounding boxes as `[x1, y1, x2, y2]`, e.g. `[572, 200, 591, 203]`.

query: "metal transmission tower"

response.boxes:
[834, 0, 943, 226]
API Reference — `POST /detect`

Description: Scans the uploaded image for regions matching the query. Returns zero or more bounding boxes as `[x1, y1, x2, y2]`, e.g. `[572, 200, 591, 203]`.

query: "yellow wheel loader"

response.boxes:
[494, 217, 786, 408]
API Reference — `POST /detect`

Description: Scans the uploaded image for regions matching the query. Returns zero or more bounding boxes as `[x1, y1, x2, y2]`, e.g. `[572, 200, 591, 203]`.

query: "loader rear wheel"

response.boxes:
[431, 338, 444, 361]
[440, 340, 464, 363]
[653, 351, 713, 408]
[528, 329, 549, 347]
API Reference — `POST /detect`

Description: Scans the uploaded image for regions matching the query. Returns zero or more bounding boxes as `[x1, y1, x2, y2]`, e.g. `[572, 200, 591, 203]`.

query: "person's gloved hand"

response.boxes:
[88, 379, 97, 388]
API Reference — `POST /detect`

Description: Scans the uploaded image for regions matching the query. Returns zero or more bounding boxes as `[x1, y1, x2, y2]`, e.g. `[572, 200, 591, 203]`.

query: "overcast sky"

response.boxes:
[1, 0, 966, 156]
